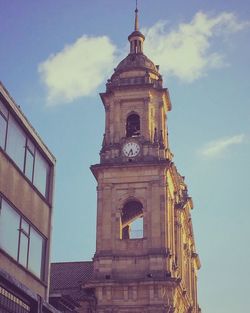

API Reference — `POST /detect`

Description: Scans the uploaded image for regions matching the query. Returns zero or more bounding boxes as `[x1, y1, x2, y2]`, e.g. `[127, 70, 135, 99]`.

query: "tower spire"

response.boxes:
[134, 0, 139, 31]
[128, 0, 144, 54]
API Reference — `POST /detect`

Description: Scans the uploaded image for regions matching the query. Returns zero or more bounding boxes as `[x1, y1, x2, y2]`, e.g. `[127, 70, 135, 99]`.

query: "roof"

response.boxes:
[128, 30, 145, 40]
[113, 53, 158, 77]
[50, 261, 93, 292]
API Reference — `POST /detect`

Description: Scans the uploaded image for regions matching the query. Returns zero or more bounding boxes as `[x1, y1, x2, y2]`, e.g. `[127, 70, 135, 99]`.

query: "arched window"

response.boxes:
[126, 113, 140, 137]
[121, 200, 143, 239]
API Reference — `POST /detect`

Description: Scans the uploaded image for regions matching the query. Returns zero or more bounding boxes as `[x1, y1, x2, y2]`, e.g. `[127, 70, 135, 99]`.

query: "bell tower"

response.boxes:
[87, 6, 201, 313]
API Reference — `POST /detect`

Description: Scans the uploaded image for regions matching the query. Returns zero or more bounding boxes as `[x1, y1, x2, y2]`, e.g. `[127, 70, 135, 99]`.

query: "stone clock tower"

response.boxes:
[87, 7, 201, 313]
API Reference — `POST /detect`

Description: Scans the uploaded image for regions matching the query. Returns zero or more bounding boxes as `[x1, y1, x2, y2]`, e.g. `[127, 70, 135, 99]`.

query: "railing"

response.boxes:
[0, 286, 30, 313]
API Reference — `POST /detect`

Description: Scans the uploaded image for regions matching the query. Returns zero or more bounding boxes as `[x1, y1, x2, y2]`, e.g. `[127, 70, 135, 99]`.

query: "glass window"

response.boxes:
[0, 197, 46, 280]
[27, 138, 35, 154]
[0, 99, 8, 118]
[6, 115, 26, 170]
[19, 232, 29, 267]
[25, 149, 34, 181]
[0, 102, 51, 201]
[0, 114, 7, 149]
[34, 150, 50, 197]
[29, 227, 44, 278]
[21, 218, 29, 234]
[0, 199, 19, 259]
[25, 139, 35, 182]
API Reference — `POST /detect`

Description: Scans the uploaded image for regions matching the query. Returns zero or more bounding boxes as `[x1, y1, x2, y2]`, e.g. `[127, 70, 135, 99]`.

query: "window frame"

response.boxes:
[17, 217, 30, 269]
[0, 96, 52, 202]
[6, 113, 27, 171]
[0, 102, 8, 150]
[24, 138, 36, 183]
[0, 194, 47, 281]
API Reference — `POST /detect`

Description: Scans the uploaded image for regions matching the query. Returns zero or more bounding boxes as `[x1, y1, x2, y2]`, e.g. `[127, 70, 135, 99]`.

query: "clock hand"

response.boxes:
[128, 149, 133, 156]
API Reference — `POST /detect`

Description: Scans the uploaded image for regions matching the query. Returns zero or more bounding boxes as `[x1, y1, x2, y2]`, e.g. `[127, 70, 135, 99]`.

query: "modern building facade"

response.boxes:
[85, 8, 201, 313]
[0, 82, 58, 312]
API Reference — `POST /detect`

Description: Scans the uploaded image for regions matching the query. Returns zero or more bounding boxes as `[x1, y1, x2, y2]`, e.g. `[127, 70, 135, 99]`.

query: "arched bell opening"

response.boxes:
[126, 113, 140, 137]
[120, 200, 143, 239]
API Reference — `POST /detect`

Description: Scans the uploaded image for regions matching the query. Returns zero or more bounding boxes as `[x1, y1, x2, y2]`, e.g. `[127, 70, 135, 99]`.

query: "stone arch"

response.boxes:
[120, 198, 144, 239]
[126, 112, 140, 137]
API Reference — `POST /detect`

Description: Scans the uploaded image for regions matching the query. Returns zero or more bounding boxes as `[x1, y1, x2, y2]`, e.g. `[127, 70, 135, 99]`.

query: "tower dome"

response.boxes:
[106, 6, 162, 91]
[114, 52, 158, 74]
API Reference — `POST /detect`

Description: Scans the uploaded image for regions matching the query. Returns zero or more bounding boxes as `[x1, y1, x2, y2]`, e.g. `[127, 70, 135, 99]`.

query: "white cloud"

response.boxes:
[143, 12, 250, 82]
[199, 134, 245, 158]
[38, 35, 117, 105]
[38, 12, 249, 105]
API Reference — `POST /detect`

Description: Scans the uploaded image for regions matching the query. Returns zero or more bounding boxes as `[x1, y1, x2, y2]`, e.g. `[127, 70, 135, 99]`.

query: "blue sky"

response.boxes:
[1, 1, 250, 312]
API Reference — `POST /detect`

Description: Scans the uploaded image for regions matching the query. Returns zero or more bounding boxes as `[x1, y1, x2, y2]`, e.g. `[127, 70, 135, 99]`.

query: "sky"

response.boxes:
[1, 1, 250, 312]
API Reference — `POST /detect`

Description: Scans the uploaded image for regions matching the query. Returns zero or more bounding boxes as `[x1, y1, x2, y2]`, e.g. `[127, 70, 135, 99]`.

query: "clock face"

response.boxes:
[122, 142, 140, 158]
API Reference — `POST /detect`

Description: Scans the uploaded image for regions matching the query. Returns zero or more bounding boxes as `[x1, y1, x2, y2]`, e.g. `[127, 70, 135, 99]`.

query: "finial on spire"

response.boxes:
[128, 0, 144, 54]
[134, 0, 139, 31]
